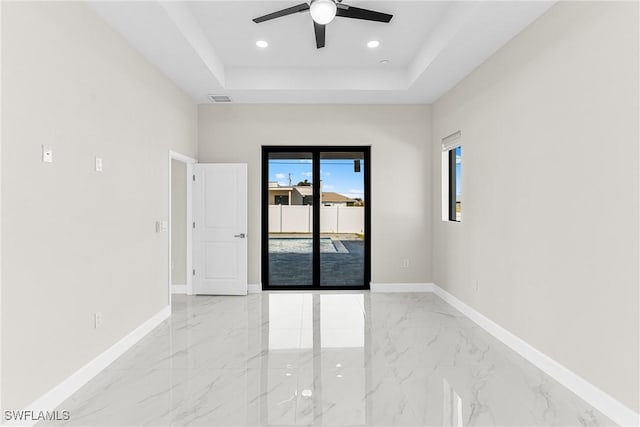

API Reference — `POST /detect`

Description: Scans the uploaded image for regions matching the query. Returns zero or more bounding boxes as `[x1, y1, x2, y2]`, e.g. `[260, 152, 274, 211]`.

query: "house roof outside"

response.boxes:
[322, 192, 354, 203]
[268, 185, 355, 204]
[268, 185, 294, 191]
[296, 186, 313, 197]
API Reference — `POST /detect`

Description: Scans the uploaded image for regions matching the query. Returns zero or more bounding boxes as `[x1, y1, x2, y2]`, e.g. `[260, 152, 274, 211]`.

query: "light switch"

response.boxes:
[161, 220, 168, 232]
[42, 145, 53, 163]
[94, 312, 103, 329]
[95, 157, 103, 172]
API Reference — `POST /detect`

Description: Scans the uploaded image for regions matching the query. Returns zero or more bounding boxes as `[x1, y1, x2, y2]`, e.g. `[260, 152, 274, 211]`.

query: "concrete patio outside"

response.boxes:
[268, 234, 365, 287]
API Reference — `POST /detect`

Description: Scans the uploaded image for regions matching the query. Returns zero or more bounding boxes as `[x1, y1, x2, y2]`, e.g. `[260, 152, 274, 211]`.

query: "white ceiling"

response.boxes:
[190, 2, 449, 68]
[88, 1, 555, 104]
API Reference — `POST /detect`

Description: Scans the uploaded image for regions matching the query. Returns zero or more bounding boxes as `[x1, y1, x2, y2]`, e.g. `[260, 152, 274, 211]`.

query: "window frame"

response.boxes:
[441, 131, 462, 223]
[274, 195, 289, 205]
[262, 146, 371, 290]
[448, 148, 458, 222]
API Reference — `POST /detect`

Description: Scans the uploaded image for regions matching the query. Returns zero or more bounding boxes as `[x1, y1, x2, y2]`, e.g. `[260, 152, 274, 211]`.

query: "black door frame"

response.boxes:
[261, 146, 371, 290]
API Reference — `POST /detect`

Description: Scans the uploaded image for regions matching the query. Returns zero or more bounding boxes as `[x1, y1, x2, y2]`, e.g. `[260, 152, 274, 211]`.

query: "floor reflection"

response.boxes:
[443, 378, 464, 427]
[50, 292, 614, 426]
[264, 293, 371, 426]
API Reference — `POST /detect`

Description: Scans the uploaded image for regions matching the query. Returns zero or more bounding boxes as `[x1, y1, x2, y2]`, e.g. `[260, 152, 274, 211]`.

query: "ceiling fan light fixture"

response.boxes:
[310, 0, 337, 25]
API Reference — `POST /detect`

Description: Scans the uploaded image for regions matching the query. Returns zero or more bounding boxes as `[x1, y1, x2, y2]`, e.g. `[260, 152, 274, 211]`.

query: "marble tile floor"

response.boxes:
[45, 292, 614, 426]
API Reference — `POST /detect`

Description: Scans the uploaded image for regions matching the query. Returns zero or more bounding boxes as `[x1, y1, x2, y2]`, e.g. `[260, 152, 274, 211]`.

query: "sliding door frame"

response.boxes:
[261, 146, 371, 291]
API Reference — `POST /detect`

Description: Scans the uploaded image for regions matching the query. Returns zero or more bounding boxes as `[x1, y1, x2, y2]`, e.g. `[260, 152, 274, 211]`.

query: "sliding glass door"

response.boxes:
[262, 147, 370, 290]
[265, 151, 314, 287]
[319, 152, 366, 287]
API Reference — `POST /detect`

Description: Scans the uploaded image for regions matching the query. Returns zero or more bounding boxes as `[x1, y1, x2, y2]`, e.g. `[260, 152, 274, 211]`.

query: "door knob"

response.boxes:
[234, 233, 246, 238]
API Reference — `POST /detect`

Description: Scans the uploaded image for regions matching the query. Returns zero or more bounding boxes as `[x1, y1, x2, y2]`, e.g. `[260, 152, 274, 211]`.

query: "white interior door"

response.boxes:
[193, 163, 247, 295]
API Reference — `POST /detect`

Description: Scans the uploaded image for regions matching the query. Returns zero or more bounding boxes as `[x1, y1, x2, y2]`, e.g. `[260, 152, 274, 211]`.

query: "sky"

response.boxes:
[269, 158, 365, 200]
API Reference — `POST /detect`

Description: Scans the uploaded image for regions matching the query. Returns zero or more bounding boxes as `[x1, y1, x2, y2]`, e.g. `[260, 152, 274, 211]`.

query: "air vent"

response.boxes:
[208, 94, 232, 103]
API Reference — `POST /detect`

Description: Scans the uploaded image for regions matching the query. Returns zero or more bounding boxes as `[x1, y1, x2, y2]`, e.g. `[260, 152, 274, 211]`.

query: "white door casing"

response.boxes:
[193, 163, 247, 295]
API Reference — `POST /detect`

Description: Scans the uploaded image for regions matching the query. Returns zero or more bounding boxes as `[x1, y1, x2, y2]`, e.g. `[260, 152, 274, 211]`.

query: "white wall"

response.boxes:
[198, 105, 432, 285]
[320, 206, 339, 233]
[171, 159, 187, 285]
[337, 206, 364, 234]
[431, 1, 639, 412]
[1, 2, 197, 410]
[268, 205, 364, 233]
[281, 205, 312, 233]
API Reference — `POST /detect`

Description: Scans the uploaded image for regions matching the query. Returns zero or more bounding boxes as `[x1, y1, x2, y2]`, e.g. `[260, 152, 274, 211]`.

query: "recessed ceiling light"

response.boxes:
[379, 59, 390, 64]
[256, 40, 269, 48]
[367, 40, 380, 48]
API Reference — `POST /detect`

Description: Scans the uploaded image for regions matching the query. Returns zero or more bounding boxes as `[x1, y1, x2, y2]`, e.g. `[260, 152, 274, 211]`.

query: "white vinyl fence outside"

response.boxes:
[269, 205, 364, 233]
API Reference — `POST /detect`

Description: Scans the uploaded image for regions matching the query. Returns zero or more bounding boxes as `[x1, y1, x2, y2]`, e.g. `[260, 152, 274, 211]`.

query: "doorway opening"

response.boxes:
[261, 146, 371, 290]
[168, 151, 196, 301]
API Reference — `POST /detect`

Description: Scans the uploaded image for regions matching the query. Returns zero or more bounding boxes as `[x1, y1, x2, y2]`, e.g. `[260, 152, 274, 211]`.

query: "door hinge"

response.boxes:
[193, 174, 196, 182]
[193, 221, 196, 229]
[192, 269, 196, 276]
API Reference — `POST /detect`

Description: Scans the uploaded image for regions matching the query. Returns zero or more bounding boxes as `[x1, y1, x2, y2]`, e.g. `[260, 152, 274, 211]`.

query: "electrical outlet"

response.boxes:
[401, 259, 410, 268]
[94, 312, 103, 329]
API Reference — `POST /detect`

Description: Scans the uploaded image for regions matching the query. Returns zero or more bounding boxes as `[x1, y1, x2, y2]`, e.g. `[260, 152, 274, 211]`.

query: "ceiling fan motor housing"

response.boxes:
[310, 0, 338, 25]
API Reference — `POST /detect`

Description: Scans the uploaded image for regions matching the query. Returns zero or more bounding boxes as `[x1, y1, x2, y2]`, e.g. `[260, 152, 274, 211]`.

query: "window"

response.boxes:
[449, 146, 462, 221]
[442, 131, 462, 222]
[274, 195, 289, 205]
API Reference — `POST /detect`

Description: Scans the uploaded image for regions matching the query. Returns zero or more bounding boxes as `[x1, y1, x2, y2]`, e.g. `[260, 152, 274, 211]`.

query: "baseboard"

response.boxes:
[370, 282, 434, 293]
[430, 284, 639, 427]
[7, 306, 171, 427]
[171, 284, 187, 294]
[247, 283, 262, 293]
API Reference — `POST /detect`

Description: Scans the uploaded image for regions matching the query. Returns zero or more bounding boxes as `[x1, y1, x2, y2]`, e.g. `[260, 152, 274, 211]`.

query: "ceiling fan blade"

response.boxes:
[314, 21, 326, 48]
[253, 3, 310, 23]
[336, 5, 393, 23]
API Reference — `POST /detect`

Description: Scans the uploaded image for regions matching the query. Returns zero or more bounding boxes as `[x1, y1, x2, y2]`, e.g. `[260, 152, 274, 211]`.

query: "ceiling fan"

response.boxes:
[252, 0, 393, 49]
